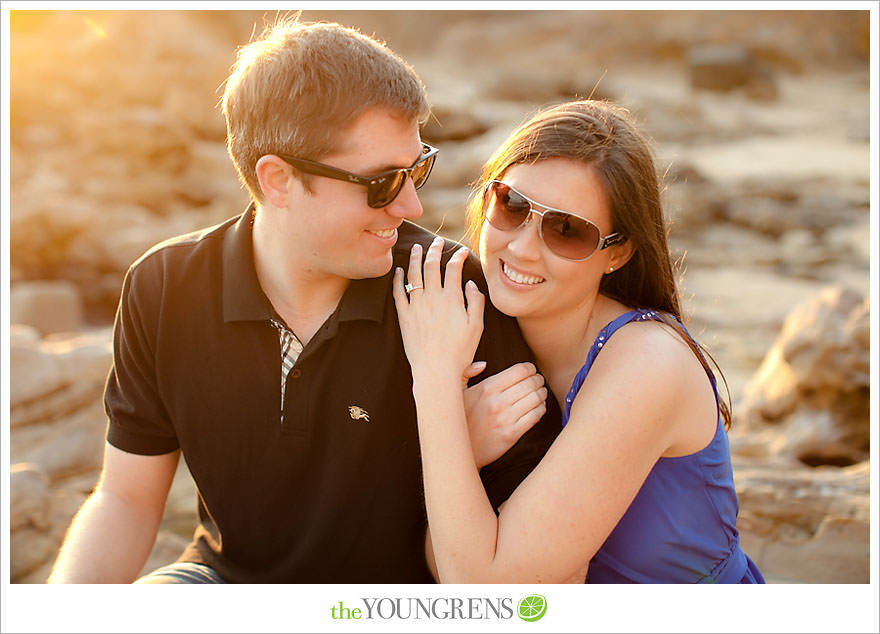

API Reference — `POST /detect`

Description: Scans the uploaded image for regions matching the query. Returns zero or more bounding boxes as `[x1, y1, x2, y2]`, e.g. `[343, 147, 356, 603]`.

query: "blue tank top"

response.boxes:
[561, 309, 764, 584]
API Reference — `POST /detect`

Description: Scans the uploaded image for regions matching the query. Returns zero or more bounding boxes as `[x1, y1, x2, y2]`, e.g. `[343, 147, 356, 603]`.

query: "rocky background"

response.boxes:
[7, 10, 871, 583]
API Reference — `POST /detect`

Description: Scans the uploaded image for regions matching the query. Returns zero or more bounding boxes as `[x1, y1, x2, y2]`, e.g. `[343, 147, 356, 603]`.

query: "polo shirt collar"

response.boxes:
[337, 272, 389, 324]
[222, 204, 275, 323]
[222, 203, 389, 325]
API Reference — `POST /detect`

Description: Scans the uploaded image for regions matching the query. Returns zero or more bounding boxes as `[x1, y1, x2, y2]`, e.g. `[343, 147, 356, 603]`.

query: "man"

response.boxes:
[48, 18, 559, 584]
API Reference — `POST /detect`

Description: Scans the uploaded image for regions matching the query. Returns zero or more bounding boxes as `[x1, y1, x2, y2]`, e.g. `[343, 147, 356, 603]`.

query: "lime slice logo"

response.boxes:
[517, 594, 547, 622]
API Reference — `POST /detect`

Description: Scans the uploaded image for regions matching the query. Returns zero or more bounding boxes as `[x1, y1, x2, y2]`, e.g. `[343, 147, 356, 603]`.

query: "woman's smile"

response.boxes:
[500, 259, 546, 286]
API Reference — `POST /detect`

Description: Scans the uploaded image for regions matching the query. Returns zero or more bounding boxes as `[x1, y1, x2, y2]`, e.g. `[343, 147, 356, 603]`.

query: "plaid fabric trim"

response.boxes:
[270, 318, 303, 424]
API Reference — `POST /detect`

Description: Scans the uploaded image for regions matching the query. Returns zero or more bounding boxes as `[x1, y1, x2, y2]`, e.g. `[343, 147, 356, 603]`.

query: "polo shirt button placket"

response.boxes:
[272, 318, 304, 427]
[281, 368, 303, 426]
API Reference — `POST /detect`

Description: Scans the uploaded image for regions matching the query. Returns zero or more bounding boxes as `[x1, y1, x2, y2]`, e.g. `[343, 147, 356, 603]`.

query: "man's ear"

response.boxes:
[255, 155, 296, 208]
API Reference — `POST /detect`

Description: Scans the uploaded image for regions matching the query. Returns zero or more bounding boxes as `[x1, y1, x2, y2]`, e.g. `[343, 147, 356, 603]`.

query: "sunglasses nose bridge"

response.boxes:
[512, 205, 543, 237]
[519, 204, 542, 226]
[525, 206, 550, 238]
[506, 210, 545, 260]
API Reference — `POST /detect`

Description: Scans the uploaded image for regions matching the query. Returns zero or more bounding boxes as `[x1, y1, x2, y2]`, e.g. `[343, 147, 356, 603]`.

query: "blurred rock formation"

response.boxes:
[688, 45, 778, 100]
[730, 286, 870, 583]
[737, 286, 869, 467]
[734, 460, 869, 583]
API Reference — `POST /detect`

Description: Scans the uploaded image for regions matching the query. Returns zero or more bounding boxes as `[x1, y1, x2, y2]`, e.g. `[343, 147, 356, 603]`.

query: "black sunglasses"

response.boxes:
[276, 143, 439, 208]
[483, 180, 626, 261]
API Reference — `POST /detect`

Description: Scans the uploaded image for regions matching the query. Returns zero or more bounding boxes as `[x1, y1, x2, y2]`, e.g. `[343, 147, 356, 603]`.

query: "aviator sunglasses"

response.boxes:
[483, 180, 626, 261]
[276, 143, 439, 208]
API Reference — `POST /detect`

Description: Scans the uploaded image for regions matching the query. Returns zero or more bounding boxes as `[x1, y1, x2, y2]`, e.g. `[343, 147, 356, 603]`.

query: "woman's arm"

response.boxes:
[393, 238, 500, 581]
[395, 239, 694, 583]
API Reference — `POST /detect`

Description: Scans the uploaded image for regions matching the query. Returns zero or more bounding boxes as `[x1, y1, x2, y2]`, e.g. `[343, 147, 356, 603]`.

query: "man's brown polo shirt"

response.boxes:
[105, 207, 560, 583]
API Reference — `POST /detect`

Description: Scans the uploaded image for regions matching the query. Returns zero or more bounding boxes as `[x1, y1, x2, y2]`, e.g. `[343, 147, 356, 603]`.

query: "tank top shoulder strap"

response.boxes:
[561, 308, 714, 428]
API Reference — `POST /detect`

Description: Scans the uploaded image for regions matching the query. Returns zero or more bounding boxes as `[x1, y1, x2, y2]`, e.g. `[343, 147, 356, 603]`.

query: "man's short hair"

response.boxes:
[222, 18, 430, 202]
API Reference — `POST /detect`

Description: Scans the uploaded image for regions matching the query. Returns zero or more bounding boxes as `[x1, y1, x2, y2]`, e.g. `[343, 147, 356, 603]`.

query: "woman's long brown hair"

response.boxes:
[465, 100, 732, 429]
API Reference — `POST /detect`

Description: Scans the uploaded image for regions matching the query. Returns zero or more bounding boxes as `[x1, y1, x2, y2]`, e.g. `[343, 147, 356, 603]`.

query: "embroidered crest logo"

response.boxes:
[348, 406, 370, 422]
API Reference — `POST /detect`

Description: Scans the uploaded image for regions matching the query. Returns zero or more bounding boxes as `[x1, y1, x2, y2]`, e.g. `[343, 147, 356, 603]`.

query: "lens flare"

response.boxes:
[84, 17, 108, 39]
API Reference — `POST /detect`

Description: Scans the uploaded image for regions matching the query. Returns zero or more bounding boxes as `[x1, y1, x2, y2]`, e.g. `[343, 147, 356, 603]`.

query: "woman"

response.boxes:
[393, 100, 763, 584]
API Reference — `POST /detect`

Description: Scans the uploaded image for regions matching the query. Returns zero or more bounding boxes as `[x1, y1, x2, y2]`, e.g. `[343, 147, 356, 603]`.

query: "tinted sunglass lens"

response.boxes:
[368, 172, 407, 208]
[484, 182, 605, 260]
[368, 153, 437, 207]
[487, 183, 530, 230]
[541, 212, 600, 260]
[411, 154, 436, 189]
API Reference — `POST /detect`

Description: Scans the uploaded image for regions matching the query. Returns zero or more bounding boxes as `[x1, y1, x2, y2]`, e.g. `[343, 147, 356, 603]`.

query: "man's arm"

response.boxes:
[47, 442, 179, 584]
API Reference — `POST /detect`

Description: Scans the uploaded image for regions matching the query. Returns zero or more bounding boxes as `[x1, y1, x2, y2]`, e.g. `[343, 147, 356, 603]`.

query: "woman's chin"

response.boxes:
[487, 284, 530, 319]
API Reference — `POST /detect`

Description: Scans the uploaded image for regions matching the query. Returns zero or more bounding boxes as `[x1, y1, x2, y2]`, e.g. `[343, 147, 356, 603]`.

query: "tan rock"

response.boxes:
[179, 140, 247, 208]
[669, 223, 780, 268]
[739, 345, 799, 425]
[777, 400, 868, 468]
[52, 470, 101, 497]
[422, 104, 490, 143]
[10, 379, 106, 429]
[825, 217, 871, 268]
[739, 286, 870, 466]
[723, 196, 799, 237]
[46, 486, 92, 543]
[688, 45, 768, 94]
[11, 400, 107, 481]
[758, 517, 869, 584]
[9, 323, 42, 346]
[418, 187, 473, 241]
[10, 280, 83, 336]
[663, 181, 726, 232]
[9, 337, 67, 407]
[15, 560, 55, 585]
[138, 531, 193, 580]
[427, 126, 513, 190]
[11, 328, 111, 428]
[10, 527, 57, 582]
[10, 463, 51, 531]
[44, 328, 114, 386]
[162, 460, 199, 538]
[735, 461, 869, 583]
[9, 474, 94, 584]
[779, 228, 831, 269]
[780, 287, 869, 390]
[63, 204, 153, 269]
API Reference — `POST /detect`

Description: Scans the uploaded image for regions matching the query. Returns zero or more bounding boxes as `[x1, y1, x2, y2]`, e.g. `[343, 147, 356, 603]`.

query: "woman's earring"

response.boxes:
[608, 266, 615, 273]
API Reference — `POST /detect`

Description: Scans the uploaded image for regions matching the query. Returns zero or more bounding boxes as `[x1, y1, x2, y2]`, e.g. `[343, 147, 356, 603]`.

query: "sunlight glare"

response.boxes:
[84, 17, 108, 40]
